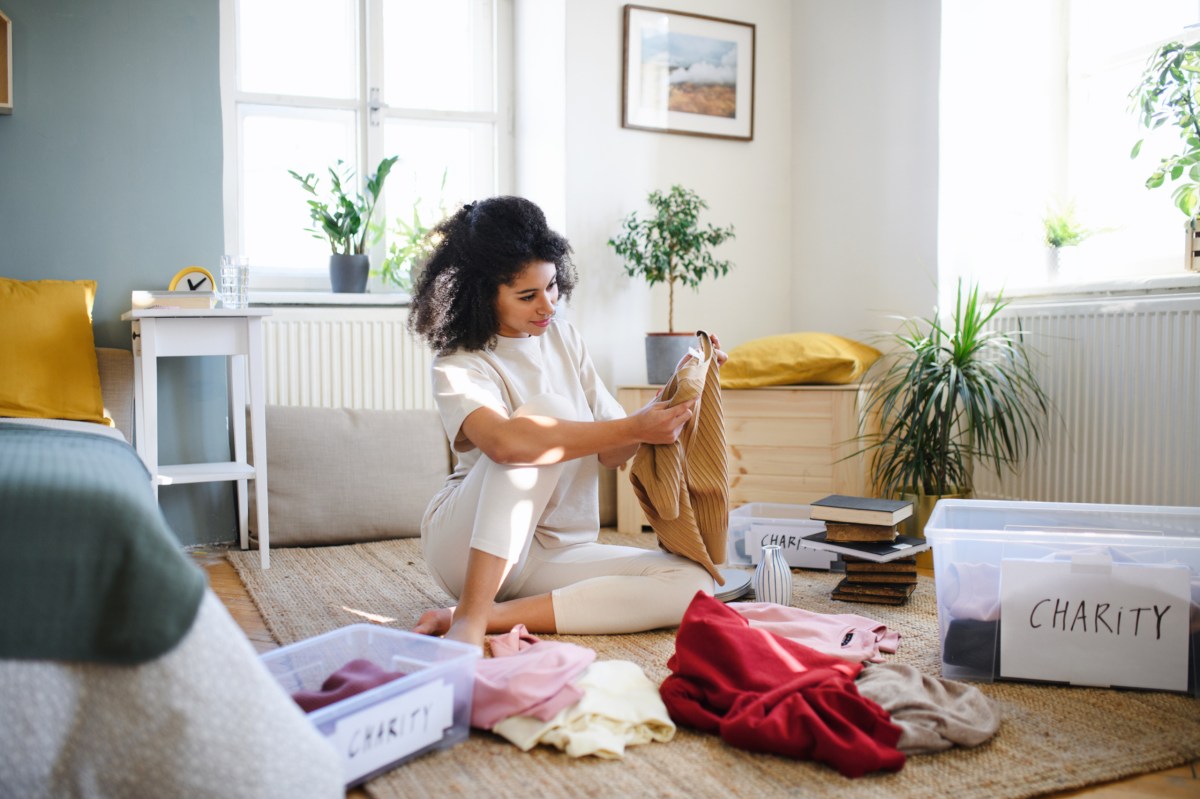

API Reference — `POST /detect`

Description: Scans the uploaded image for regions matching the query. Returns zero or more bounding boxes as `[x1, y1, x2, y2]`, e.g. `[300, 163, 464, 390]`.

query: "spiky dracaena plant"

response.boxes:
[857, 281, 1050, 498]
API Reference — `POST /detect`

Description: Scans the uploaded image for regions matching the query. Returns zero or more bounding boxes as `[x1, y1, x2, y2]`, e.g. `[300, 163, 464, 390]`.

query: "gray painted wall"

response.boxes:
[0, 0, 236, 546]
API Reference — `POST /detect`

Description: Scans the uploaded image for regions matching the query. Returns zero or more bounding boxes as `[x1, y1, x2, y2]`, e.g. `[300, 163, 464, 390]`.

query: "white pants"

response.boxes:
[421, 394, 713, 634]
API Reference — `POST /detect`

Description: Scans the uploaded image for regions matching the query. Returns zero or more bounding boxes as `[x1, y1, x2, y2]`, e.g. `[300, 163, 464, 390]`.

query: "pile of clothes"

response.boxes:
[290, 592, 1000, 775]
[662, 592, 1000, 776]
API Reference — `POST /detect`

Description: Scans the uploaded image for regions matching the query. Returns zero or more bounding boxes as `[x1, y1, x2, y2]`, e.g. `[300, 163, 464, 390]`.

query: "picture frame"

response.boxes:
[621, 5, 755, 141]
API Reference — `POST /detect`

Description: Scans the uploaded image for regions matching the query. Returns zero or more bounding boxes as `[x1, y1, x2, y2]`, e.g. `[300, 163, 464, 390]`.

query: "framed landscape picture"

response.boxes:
[621, 5, 755, 141]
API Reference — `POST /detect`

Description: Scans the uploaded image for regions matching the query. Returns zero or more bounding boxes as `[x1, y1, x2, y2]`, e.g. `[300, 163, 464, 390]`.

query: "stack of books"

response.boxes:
[803, 495, 923, 606]
[834, 555, 919, 605]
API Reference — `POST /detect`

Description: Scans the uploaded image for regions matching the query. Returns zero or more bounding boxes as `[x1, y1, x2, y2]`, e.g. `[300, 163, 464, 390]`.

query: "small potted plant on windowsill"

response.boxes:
[1042, 201, 1094, 279]
[372, 173, 450, 294]
[608, 184, 735, 384]
[289, 155, 398, 293]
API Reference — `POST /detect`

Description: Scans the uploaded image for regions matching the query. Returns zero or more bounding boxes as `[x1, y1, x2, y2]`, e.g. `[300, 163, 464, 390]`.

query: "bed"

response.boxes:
[0, 277, 343, 798]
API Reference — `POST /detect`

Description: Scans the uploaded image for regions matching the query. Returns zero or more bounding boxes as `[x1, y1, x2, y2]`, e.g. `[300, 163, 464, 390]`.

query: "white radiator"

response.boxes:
[975, 293, 1199, 507]
[261, 306, 435, 411]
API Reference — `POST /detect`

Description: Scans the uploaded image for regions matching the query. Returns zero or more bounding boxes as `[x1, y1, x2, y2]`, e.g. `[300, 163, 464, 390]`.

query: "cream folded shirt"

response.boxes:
[491, 660, 675, 759]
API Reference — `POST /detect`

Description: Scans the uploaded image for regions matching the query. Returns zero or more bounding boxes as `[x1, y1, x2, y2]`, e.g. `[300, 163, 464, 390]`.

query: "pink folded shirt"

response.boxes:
[729, 602, 900, 663]
[472, 624, 596, 730]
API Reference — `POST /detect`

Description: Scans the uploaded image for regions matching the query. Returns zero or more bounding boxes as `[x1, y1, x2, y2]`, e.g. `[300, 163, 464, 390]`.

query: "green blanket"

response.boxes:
[0, 425, 206, 663]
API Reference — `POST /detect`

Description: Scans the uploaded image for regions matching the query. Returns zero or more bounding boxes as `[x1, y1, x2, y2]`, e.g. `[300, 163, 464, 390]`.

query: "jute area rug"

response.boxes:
[229, 531, 1200, 799]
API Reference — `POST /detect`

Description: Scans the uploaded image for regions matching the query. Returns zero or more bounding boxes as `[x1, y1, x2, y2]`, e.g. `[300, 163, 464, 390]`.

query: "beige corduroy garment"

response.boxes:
[629, 331, 730, 585]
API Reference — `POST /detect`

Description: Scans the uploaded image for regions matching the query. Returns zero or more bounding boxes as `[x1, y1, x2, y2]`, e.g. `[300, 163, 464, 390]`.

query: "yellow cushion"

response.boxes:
[0, 277, 109, 424]
[719, 332, 882, 389]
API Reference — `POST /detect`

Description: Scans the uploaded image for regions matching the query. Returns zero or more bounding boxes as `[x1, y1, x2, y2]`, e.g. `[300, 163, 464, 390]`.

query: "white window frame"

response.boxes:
[218, 0, 514, 294]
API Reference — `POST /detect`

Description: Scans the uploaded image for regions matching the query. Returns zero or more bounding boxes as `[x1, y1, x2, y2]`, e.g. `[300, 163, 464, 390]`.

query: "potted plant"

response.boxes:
[854, 280, 1050, 563]
[1129, 40, 1200, 271]
[371, 174, 450, 293]
[1042, 201, 1094, 279]
[289, 155, 398, 292]
[608, 184, 735, 383]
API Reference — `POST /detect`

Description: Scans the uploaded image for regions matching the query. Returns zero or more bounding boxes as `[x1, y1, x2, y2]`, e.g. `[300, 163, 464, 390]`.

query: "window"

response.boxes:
[939, 0, 1200, 296]
[220, 0, 512, 291]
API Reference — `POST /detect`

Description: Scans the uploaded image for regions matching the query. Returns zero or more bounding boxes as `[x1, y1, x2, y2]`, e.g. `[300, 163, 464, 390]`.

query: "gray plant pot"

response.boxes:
[330, 253, 370, 293]
[645, 332, 696, 385]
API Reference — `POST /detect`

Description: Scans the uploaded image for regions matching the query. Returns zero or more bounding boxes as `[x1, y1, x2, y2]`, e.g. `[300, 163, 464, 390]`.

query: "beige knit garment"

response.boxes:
[629, 331, 730, 585]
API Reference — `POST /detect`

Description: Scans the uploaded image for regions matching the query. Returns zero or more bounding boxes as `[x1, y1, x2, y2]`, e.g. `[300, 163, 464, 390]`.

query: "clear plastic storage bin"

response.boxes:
[260, 624, 480, 786]
[925, 499, 1200, 696]
[727, 503, 839, 570]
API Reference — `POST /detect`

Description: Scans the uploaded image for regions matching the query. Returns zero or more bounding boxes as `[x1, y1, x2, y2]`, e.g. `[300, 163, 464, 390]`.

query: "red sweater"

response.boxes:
[660, 592, 905, 777]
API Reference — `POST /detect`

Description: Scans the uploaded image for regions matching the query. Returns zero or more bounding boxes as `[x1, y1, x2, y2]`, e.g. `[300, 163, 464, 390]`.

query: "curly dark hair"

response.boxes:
[407, 195, 577, 353]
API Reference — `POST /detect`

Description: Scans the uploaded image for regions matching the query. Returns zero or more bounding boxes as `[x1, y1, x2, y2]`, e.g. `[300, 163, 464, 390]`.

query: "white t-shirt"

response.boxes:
[427, 320, 626, 547]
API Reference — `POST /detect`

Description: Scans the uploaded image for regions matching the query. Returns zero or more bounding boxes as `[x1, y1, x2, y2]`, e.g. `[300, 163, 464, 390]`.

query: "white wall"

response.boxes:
[790, 1, 941, 338]
[517, 0, 941, 389]
[559, 0, 796, 387]
[514, 0, 568, 229]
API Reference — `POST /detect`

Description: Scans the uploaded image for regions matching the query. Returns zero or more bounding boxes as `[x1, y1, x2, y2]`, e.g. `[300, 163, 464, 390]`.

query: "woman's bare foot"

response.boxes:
[412, 607, 486, 649]
[412, 608, 453, 636]
[443, 616, 487, 650]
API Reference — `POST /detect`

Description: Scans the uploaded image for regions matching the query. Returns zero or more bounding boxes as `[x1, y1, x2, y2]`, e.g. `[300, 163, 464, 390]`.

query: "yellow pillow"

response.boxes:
[0, 277, 109, 424]
[719, 332, 882, 389]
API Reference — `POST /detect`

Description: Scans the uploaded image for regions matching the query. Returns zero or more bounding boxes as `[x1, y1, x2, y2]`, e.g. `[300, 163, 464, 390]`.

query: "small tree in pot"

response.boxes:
[289, 155, 398, 292]
[608, 184, 735, 383]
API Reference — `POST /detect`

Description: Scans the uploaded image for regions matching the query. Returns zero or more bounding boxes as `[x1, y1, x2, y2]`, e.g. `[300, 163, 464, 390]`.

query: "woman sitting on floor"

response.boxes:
[407, 195, 724, 649]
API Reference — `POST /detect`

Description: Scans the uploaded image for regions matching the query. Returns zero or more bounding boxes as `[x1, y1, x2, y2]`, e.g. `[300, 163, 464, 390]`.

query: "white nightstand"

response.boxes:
[121, 308, 273, 568]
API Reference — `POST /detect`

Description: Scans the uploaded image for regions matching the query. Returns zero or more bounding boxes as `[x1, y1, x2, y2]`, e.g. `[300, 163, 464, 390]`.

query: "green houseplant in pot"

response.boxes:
[371, 176, 450, 293]
[1042, 201, 1094, 279]
[1129, 40, 1200, 271]
[608, 184, 736, 384]
[289, 155, 398, 292]
[855, 280, 1050, 566]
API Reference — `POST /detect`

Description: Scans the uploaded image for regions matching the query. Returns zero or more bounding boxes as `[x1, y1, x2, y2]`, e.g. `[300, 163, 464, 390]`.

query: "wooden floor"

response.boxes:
[192, 549, 1198, 799]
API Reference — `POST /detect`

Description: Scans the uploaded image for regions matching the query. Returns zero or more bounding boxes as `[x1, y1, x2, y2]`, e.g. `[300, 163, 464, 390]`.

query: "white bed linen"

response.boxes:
[0, 416, 128, 443]
[0, 592, 344, 799]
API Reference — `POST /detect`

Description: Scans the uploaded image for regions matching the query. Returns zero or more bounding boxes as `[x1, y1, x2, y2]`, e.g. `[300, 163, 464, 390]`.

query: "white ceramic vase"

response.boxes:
[753, 544, 793, 606]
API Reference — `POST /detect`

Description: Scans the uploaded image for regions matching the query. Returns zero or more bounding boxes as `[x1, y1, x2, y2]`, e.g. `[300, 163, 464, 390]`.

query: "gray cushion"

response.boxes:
[250, 405, 451, 547]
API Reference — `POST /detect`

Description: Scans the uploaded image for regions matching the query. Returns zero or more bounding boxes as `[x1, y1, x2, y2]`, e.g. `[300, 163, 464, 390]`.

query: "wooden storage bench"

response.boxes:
[615, 384, 872, 534]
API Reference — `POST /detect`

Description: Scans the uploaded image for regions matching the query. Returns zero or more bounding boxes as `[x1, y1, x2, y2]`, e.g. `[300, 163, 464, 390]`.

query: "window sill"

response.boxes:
[249, 290, 411, 307]
[993, 272, 1200, 303]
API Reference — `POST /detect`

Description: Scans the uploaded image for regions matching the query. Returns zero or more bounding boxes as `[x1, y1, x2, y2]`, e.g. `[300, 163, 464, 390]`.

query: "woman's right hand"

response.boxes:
[632, 399, 695, 445]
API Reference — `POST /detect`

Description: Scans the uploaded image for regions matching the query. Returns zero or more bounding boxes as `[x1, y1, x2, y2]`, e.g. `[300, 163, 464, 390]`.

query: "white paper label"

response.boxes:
[747, 522, 836, 568]
[329, 678, 455, 783]
[999, 558, 1190, 691]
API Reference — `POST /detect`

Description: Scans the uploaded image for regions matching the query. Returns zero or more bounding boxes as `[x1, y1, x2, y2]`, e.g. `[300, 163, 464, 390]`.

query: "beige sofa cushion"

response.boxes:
[96, 348, 134, 442]
[251, 405, 451, 547]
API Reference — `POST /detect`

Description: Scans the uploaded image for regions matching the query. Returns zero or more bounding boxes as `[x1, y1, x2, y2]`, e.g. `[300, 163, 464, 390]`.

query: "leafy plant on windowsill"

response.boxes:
[288, 156, 399, 255]
[854, 280, 1050, 500]
[372, 173, 450, 293]
[607, 184, 735, 333]
[1043, 201, 1094, 249]
[1129, 41, 1200, 220]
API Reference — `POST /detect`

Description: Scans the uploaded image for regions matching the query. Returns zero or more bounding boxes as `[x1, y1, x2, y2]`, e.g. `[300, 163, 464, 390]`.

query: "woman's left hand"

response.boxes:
[674, 332, 729, 371]
[710, 333, 728, 368]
